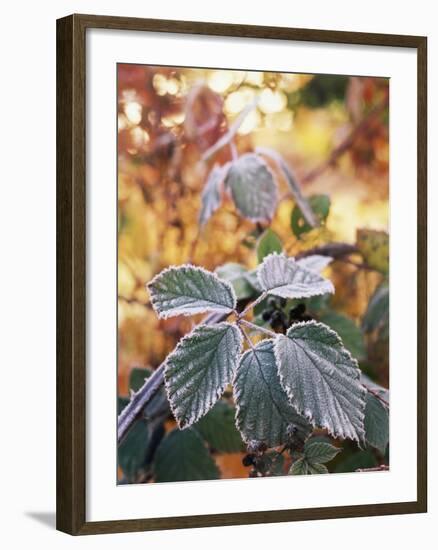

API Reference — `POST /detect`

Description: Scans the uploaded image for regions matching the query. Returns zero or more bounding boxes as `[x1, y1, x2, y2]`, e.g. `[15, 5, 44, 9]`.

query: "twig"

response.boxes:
[296, 243, 359, 260]
[117, 311, 229, 444]
[238, 291, 267, 319]
[301, 95, 389, 185]
[364, 385, 389, 408]
[201, 99, 258, 162]
[239, 318, 276, 338]
[238, 324, 255, 351]
[118, 364, 165, 444]
[229, 141, 238, 161]
[356, 464, 389, 472]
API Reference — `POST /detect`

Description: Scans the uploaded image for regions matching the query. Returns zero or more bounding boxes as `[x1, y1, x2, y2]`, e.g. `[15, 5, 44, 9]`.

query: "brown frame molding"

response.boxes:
[56, 13, 427, 535]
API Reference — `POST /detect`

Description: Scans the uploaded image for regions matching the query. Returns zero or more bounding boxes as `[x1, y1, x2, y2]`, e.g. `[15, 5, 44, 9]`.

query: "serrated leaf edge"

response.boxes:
[147, 264, 237, 319]
[164, 321, 243, 429]
[256, 252, 335, 297]
[274, 319, 366, 443]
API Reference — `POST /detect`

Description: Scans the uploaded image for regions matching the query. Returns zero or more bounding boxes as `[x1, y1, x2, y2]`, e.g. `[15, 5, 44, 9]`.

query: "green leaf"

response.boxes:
[307, 462, 328, 474]
[356, 229, 389, 274]
[334, 449, 378, 473]
[362, 282, 389, 333]
[165, 322, 242, 428]
[304, 440, 341, 464]
[153, 428, 220, 482]
[364, 393, 389, 453]
[258, 253, 334, 300]
[199, 163, 229, 227]
[117, 398, 149, 482]
[291, 194, 330, 237]
[225, 153, 278, 222]
[257, 229, 283, 263]
[234, 339, 311, 447]
[320, 311, 366, 360]
[195, 401, 243, 453]
[148, 265, 236, 319]
[289, 457, 308, 475]
[215, 263, 255, 300]
[274, 321, 366, 442]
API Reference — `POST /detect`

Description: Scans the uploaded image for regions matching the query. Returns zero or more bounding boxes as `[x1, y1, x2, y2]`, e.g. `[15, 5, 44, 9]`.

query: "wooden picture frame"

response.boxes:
[56, 13, 427, 535]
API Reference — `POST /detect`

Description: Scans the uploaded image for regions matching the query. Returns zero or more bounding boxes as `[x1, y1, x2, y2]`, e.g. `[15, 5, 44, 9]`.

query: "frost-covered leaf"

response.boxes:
[165, 322, 242, 428]
[225, 153, 278, 222]
[364, 393, 389, 453]
[291, 194, 330, 237]
[304, 439, 341, 464]
[297, 255, 333, 273]
[274, 321, 366, 442]
[256, 147, 317, 227]
[234, 339, 311, 447]
[289, 457, 308, 475]
[195, 400, 243, 453]
[356, 229, 389, 274]
[148, 265, 236, 319]
[362, 282, 389, 333]
[307, 463, 328, 474]
[153, 427, 219, 482]
[199, 163, 229, 226]
[320, 311, 366, 360]
[215, 263, 255, 300]
[257, 253, 334, 300]
[257, 229, 283, 263]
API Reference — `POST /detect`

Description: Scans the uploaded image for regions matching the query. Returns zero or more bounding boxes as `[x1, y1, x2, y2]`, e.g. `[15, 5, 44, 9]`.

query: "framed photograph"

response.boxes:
[56, 14, 427, 535]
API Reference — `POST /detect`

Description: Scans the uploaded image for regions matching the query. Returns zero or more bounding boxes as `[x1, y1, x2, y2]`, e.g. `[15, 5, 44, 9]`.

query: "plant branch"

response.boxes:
[117, 311, 229, 444]
[295, 242, 359, 260]
[201, 99, 258, 162]
[239, 318, 276, 338]
[301, 95, 389, 185]
[356, 464, 389, 472]
[238, 291, 267, 319]
[118, 364, 165, 444]
[238, 324, 255, 351]
[364, 385, 389, 408]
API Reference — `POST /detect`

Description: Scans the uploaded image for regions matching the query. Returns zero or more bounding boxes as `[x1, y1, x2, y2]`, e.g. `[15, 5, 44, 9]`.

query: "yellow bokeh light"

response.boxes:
[166, 78, 179, 95]
[237, 109, 261, 135]
[152, 74, 168, 96]
[130, 127, 150, 148]
[258, 89, 287, 114]
[264, 111, 294, 132]
[124, 101, 142, 125]
[162, 112, 185, 127]
[208, 71, 233, 93]
[225, 88, 257, 114]
[245, 72, 264, 86]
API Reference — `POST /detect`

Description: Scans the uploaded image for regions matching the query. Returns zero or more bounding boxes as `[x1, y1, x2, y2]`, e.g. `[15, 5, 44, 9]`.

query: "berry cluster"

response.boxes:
[261, 299, 313, 333]
[242, 424, 307, 478]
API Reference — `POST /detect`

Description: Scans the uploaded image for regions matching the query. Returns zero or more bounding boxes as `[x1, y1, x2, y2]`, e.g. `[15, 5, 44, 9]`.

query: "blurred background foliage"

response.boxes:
[117, 64, 389, 482]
